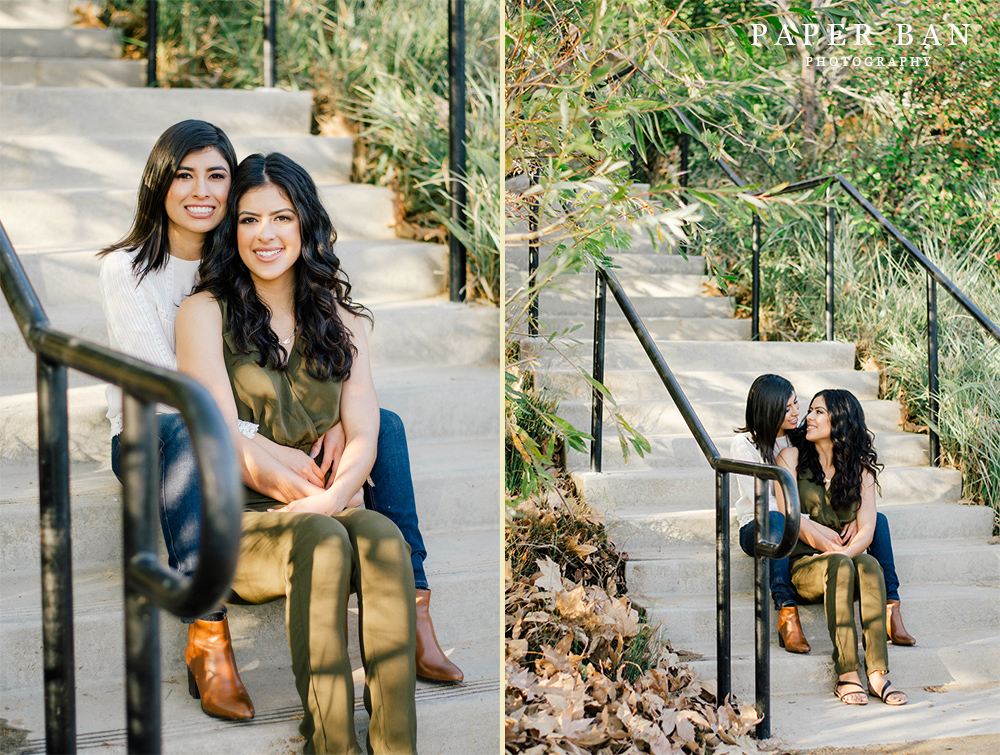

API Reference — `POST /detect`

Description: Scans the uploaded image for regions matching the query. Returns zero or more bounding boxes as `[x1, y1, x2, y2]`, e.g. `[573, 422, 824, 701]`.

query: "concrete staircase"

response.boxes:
[0, 3, 502, 752]
[511, 231, 1000, 750]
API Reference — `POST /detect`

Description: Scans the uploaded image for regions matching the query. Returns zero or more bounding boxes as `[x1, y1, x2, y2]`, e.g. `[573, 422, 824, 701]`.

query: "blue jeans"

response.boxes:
[739, 511, 797, 611]
[868, 512, 900, 601]
[364, 409, 428, 591]
[740, 511, 901, 609]
[111, 408, 430, 590]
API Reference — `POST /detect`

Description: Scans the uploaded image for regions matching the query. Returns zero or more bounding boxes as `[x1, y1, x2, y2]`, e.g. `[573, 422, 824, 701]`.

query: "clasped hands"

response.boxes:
[808, 518, 860, 553]
[265, 423, 365, 516]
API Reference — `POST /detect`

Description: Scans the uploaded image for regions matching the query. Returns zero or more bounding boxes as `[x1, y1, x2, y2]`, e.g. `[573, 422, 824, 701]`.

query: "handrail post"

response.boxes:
[825, 195, 836, 341]
[447, 0, 467, 302]
[927, 275, 940, 466]
[146, 0, 158, 87]
[122, 396, 162, 754]
[527, 167, 540, 337]
[715, 471, 731, 704]
[751, 215, 761, 340]
[38, 356, 76, 755]
[591, 270, 607, 473]
[263, 0, 277, 87]
[753, 478, 771, 739]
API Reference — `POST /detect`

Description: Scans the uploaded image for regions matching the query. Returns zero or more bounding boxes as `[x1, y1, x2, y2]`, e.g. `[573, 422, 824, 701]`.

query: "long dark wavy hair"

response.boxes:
[736, 374, 796, 464]
[795, 389, 883, 511]
[98, 120, 237, 281]
[196, 152, 369, 382]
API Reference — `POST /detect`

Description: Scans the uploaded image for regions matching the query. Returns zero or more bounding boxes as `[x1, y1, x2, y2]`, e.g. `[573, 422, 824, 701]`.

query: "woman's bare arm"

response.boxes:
[775, 446, 844, 553]
[175, 292, 325, 503]
[280, 307, 379, 516]
[841, 471, 877, 558]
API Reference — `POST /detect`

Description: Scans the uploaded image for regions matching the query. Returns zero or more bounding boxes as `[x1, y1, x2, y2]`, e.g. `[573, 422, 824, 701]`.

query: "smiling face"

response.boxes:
[164, 147, 230, 245]
[236, 183, 302, 288]
[778, 392, 800, 435]
[805, 395, 831, 442]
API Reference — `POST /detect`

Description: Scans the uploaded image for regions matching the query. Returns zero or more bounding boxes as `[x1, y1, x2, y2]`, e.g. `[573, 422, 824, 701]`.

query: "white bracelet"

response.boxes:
[237, 420, 259, 439]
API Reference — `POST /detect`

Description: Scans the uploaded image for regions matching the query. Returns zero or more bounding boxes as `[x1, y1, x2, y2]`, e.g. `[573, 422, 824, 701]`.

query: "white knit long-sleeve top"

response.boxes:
[99, 249, 200, 437]
[729, 433, 794, 527]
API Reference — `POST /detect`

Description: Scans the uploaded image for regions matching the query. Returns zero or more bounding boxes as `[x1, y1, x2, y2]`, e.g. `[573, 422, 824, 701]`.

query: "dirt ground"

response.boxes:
[785, 733, 1000, 755]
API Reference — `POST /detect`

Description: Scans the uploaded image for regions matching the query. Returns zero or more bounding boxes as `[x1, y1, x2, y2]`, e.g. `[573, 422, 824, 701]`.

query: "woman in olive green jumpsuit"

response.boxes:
[774, 389, 907, 707]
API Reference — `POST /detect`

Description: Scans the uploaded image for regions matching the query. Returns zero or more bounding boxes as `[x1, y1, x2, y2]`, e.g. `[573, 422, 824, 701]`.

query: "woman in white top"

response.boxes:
[730, 374, 809, 651]
[731, 374, 915, 654]
[98, 120, 461, 723]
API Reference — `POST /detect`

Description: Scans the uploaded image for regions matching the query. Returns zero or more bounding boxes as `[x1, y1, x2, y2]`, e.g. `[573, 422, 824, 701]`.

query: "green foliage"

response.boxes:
[86, 0, 501, 303]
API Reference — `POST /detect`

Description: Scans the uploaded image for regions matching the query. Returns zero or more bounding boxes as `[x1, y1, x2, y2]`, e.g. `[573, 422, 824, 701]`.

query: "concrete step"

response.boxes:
[368, 298, 500, 369]
[573, 466, 964, 510]
[532, 292, 735, 318]
[540, 367, 882, 403]
[539, 314, 751, 341]
[641, 585, 1000, 654]
[540, 273, 716, 299]
[0, 240, 441, 328]
[0, 87, 313, 137]
[6, 659, 503, 755]
[505, 251, 707, 276]
[684, 627, 1000, 696]
[0, 0, 73, 27]
[0, 135, 354, 190]
[1, 525, 501, 692]
[0, 183, 395, 250]
[557, 397, 903, 437]
[0, 432, 500, 573]
[0, 27, 122, 58]
[566, 430, 930, 470]
[606, 500, 991, 553]
[0, 365, 500, 459]
[765, 682, 1000, 750]
[0, 56, 144, 87]
[529, 338, 856, 373]
[627, 540, 1000, 599]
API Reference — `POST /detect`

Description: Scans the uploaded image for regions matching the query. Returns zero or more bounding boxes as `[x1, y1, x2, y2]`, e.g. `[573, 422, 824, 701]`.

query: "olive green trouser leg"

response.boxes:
[231, 509, 416, 755]
[790, 552, 889, 677]
[344, 507, 417, 755]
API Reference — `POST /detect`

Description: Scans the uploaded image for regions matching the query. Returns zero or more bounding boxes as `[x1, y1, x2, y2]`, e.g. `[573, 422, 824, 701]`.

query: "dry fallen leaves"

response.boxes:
[506, 494, 778, 755]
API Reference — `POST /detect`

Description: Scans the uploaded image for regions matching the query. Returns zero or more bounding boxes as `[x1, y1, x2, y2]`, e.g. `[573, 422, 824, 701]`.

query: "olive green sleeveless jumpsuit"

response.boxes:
[220, 300, 417, 755]
[789, 473, 889, 677]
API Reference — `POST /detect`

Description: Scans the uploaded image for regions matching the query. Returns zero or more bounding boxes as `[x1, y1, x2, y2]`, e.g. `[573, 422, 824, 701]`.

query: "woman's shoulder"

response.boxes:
[730, 432, 760, 460]
[99, 247, 138, 280]
[776, 444, 799, 467]
[178, 290, 219, 318]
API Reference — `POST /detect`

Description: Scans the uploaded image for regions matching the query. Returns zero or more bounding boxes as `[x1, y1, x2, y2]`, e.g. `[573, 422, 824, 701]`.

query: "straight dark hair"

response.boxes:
[796, 389, 883, 511]
[196, 152, 369, 382]
[736, 373, 796, 464]
[98, 119, 237, 281]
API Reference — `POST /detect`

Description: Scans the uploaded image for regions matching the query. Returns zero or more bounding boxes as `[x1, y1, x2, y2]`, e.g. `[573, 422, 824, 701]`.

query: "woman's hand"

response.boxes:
[264, 443, 326, 488]
[840, 519, 859, 545]
[800, 519, 848, 553]
[309, 422, 347, 488]
[270, 485, 364, 516]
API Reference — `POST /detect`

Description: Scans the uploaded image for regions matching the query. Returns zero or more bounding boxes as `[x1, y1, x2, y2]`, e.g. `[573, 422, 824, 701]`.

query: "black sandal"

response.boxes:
[834, 680, 869, 705]
[868, 677, 907, 706]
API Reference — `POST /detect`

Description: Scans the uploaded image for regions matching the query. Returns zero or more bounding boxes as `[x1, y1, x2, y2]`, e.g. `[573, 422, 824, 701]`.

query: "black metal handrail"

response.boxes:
[522, 99, 802, 736]
[144, 0, 469, 303]
[591, 267, 800, 737]
[671, 109, 1000, 465]
[1, 223, 243, 755]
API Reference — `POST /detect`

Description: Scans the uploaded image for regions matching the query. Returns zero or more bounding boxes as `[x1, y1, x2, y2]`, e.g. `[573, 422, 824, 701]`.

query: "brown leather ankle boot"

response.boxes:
[185, 616, 255, 719]
[777, 605, 810, 653]
[415, 589, 463, 683]
[886, 599, 916, 646]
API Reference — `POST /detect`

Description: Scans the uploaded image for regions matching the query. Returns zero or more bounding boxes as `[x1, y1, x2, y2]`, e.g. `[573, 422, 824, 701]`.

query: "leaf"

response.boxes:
[533, 556, 566, 595]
